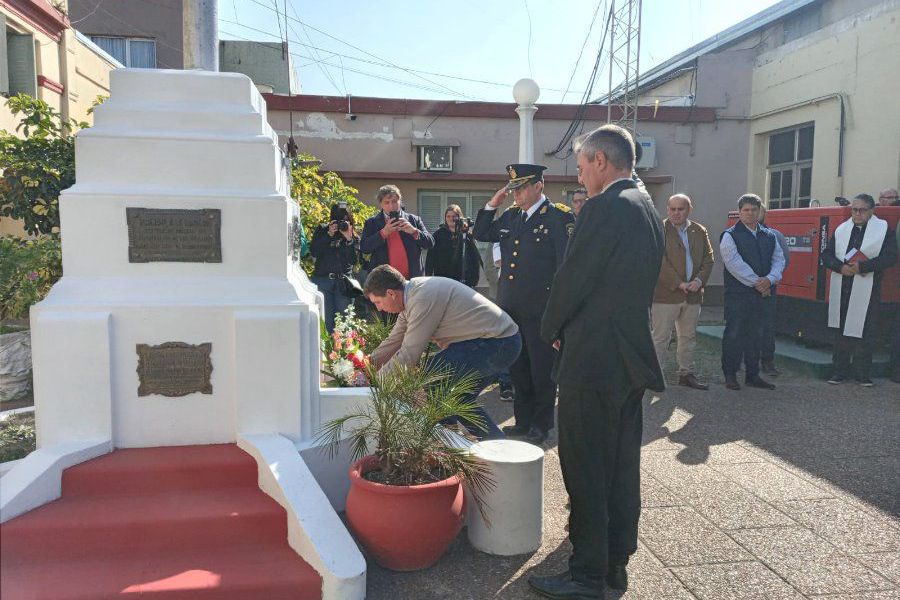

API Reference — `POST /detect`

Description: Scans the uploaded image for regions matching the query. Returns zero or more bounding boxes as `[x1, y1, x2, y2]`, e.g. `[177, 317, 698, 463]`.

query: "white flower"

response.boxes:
[332, 358, 355, 382]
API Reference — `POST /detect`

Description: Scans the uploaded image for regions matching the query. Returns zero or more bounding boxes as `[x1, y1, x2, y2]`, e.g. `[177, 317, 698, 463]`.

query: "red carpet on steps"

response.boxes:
[0, 444, 322, 600]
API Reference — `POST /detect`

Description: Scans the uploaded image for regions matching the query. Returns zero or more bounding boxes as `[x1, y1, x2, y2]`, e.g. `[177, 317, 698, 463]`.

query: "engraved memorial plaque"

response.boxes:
[127, 208, 222, 263]
[136, 342, 213, 397]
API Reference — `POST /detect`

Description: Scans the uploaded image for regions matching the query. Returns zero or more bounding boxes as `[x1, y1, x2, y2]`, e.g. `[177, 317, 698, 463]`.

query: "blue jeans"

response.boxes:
[426, 333, 522, 439]
[312, 276, 353, 333]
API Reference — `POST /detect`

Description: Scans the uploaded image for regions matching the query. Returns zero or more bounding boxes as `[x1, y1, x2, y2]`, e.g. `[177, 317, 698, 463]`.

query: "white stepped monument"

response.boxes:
[1, 69, 366, 599]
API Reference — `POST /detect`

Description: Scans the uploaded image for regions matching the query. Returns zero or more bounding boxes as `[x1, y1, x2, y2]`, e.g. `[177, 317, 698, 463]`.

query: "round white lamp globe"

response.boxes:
[513, 78, 540, 106]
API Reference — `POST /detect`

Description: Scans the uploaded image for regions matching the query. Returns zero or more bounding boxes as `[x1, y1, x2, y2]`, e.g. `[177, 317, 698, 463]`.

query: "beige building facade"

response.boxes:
[2, 0, 120, 236]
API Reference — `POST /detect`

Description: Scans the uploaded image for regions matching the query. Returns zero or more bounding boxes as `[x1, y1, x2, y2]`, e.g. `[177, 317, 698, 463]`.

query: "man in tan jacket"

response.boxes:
[651, 194, 715, 390]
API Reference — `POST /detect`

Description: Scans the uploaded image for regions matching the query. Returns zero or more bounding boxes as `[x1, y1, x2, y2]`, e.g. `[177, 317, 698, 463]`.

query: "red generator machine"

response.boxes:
[726, 206, 900, 346]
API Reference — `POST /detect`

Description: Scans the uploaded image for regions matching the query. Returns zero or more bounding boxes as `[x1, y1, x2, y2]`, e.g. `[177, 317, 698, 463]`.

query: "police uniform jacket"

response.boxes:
[474, 198, 574, 321]
[541, 179, 666, 392]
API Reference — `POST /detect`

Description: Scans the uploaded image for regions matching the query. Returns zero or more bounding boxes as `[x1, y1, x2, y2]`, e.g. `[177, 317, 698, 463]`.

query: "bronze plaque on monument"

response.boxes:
[136, 342, 213, 397]
[127, 208, 222, 263]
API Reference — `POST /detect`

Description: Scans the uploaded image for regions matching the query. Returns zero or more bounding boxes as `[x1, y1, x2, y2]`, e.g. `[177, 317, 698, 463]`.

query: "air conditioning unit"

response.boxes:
[636, 136, 656, 170]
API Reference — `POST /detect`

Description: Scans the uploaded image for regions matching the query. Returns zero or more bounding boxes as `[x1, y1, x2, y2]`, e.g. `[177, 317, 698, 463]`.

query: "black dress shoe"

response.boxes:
[725, 374, 741, 390]
[499, 386, 514, 402]
[528, 572, 605, 599]
[605, 564, 628, 591]
[745, 375, 775, 390]
[525, 427, 548, 445]
[502, 424, 530, 436]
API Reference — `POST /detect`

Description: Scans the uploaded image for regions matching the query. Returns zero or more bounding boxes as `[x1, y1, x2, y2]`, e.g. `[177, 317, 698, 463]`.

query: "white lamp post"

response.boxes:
[513, 78, 540, 163]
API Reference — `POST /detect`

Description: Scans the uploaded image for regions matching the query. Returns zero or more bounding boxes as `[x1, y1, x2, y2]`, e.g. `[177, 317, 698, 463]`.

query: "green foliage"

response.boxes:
[290, 153, 376, 274]
[316, 365, 494, 515]
[358, 312, 395, 352]
[0, 414, 36, 463]
[0, 94, 86, 236]
[0, 235, 63, 319]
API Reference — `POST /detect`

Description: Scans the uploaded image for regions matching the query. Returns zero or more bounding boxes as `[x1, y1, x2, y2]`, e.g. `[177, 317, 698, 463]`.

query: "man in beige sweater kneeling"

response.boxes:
[366, 265, 522, 439]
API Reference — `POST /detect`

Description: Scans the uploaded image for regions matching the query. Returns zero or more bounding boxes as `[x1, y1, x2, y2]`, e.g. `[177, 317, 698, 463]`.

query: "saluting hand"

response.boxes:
[488, 187, 510, 208]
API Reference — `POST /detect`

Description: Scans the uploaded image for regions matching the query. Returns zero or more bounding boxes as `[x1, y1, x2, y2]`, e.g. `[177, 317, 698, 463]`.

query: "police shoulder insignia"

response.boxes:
[566, 222, 576, 237]
[539, 205, 548, 215]
[554, 202, 571, 213]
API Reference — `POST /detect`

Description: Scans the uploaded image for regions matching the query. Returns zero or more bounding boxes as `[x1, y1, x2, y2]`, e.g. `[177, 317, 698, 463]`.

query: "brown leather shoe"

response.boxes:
[678, 373, 709, 390]
[725, 374, 741, 390]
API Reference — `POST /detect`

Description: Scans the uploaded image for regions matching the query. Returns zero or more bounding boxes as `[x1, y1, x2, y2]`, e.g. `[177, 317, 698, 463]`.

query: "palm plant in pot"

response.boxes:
[316, 364, 494, 571]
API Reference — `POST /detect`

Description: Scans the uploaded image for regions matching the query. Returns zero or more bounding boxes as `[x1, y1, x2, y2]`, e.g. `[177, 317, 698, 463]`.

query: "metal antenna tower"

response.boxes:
[605, 0, 643, 134]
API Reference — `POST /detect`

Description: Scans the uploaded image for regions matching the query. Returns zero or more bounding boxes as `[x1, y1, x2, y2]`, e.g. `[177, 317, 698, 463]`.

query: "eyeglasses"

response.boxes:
[850, 207, 873, 214]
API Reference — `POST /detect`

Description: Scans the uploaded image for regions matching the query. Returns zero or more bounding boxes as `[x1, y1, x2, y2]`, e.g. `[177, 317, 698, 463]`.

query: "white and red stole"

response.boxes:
[828, 215, 888, 338]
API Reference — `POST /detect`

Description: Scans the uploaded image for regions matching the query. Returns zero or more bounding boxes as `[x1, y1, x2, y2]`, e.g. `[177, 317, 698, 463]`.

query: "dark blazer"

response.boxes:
[360, 210, 434, 277]
[424, 225, 483, 287]
[541, 179, 666, 392]
[474, 198, 574, 321]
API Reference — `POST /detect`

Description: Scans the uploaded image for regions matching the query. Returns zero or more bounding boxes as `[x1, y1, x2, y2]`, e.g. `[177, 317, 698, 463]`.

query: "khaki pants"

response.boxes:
[651, 302, 701, 376]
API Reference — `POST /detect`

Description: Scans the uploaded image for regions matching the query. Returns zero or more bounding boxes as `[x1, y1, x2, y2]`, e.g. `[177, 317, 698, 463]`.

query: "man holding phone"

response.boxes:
[361, 184, 434, 278]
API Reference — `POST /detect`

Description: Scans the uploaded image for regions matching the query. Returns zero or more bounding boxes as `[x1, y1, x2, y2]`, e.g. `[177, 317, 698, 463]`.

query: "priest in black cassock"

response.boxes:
[530, 125, 665, 599]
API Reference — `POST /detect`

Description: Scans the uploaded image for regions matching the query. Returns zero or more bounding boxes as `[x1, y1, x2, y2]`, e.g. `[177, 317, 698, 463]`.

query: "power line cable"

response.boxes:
[548, 5, 614, 158]
[285, 0, 342, 95]
[218, 17, 570, 95]
[560, 0, 606, 103]
[244, 0, 468, 99]
[219, 27, 476, 98]
[523, 0, 534, 78]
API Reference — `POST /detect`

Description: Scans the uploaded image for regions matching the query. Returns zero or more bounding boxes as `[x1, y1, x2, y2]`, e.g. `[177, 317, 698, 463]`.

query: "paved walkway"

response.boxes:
[366, 369, 900, 599]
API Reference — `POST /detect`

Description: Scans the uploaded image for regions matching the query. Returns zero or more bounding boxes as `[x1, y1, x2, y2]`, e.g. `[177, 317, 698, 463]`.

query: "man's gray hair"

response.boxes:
[668, 193, 693, 208]
[376, 184, 402, 203]
[573, 124, 635, 171]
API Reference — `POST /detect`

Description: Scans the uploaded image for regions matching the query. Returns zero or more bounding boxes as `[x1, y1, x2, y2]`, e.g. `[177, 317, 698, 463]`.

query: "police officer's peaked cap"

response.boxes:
[505, 164, 547, 190]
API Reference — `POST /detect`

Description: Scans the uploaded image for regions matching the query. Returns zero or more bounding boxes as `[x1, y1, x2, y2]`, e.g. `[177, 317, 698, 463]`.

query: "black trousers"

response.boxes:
[509, 318, 557, 433]
[833, 296, 878, 380]
[722, 292, 765, 379]
[558, 384, 644, 579]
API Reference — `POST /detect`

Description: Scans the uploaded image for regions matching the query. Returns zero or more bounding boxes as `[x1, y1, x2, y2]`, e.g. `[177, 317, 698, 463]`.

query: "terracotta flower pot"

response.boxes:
[346, 455, 465, 571]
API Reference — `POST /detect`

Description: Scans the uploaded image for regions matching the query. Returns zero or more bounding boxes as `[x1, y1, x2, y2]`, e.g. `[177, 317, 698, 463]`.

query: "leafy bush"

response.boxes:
[291, 153, 376, 274]
[0, 235, 63, 319]
[0, 94, 85, 236]
[0, 413, 36, 463]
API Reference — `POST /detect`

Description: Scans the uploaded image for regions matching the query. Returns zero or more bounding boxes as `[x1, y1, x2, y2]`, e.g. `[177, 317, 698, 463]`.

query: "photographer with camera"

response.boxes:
[360, 185, 434, 279]
[311, 202, 361, 332]
[425, 204, 482, 287]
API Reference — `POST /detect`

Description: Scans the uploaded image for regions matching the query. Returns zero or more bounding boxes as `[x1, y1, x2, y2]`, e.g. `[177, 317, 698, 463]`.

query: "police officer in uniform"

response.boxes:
[474, 164, 574, 445]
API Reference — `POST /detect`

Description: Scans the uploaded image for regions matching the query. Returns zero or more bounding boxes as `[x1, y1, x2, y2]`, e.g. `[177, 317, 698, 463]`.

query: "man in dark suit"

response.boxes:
[474, 164, 574, 445]
[530, 125, 665, 599]
[360, 184, 434, 278]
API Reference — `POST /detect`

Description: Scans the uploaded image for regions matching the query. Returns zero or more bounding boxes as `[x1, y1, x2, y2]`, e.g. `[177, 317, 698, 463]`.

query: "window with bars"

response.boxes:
[766, 124, 813, 209]
[89, 36, 156, 68]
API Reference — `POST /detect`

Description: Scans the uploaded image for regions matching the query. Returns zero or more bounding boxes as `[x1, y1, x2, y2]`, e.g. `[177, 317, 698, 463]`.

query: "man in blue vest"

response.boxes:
[719, 194, 785, 390]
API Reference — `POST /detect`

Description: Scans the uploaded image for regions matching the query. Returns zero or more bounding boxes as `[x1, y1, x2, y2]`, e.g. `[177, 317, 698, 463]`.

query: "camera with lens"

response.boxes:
[337, 220, 350, 232]
[388, 210, 401, 220]
[453, 215, 473, 233]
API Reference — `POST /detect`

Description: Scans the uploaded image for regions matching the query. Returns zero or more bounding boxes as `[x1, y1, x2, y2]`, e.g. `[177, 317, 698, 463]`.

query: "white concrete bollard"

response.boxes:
[467, 439, 544, 555]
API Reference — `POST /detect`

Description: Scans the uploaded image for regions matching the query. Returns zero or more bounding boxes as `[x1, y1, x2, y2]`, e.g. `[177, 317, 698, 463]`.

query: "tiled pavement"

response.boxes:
[365, 370, 899, 599]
